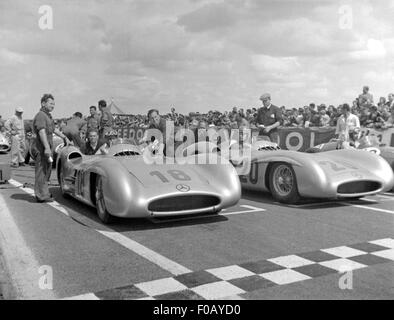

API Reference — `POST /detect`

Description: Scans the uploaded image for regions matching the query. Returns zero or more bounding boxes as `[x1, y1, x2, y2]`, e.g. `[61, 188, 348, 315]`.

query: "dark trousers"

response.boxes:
[64, 131, 85, 151]
[259, 130, 279, 144]
[34, 151, 52, 201]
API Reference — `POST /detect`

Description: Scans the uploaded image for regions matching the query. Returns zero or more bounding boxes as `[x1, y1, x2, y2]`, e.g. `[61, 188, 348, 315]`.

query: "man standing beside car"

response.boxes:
[32, 94, 71, 203]
[256, 93, 282, 143]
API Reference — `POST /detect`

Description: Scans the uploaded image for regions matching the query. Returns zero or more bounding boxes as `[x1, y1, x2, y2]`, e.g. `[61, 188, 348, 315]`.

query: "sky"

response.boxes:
[0, 0, 394, 119]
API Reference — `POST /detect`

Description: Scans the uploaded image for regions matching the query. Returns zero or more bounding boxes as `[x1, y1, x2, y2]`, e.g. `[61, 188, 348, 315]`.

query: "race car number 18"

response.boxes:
[150, 170, 191, 183]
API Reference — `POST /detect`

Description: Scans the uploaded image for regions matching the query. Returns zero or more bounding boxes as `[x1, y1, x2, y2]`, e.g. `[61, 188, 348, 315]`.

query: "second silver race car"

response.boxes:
[188, 138, 394, 204]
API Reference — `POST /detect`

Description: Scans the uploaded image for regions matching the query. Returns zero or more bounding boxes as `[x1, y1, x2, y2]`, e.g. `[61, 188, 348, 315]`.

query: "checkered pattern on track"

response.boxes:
[68, 238, 394, 300]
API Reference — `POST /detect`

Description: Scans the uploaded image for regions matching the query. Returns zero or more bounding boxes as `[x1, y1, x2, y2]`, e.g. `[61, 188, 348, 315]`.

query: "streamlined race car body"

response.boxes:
[307, 137, 394, 191]
[56, 142, 241, 223]
[188, 139, 394, 203]
[242, 140, 394, 203]
[0, 132, 10, 153]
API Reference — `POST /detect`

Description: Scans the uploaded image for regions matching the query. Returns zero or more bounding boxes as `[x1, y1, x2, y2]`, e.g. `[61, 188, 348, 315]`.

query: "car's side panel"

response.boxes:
[239, 161, 269, 192]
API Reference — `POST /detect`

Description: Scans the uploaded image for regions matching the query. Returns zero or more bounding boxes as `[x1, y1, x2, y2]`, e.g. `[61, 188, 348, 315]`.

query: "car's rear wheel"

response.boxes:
[269, 163, 300, 204]
[95, 176, 113, 224]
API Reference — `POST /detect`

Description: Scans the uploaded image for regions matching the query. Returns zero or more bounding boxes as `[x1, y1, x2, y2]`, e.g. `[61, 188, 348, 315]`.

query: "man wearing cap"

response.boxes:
[5, 107, 26, 167]
[256, 93, 282, 142]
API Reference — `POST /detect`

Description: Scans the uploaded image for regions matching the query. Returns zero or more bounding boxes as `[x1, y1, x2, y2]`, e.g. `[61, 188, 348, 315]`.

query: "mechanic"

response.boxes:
[84, 129, 108, 155]
[256, 93, 282, 143]
[98, 100, 113, 140]
[86, 105, 100, 132]
[140, 109, 169, 155]
[62, 112, 87, 151]
[98, 130, 119, 155]
[335, 103, 360, 147]
[32, 94, 71, 203]
[4, 107, 26, 168]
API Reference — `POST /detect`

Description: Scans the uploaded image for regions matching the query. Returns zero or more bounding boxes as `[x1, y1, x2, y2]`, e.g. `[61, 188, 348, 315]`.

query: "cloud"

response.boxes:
[0, 48, 28, 65]
[0, 0, 393, 119]
[177, 2, 239, 32]
[349, 39, 387, 60]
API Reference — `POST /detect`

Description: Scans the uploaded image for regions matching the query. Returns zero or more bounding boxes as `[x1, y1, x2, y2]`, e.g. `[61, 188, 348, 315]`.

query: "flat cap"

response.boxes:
[259, 93, 271, 101]
[15, 107, 24, 113]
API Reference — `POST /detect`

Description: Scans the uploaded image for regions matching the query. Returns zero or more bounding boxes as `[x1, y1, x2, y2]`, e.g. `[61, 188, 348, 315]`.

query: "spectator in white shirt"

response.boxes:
[335, 103, 360, 146]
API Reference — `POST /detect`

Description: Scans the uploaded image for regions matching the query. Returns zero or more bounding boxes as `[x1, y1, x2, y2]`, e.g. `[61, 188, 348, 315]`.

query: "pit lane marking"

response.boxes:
[148, 205, 265, 224]
[0, 193, 57, 299]
[376, 194, 394, 200]
[344, 203, 394, 215]
[8, 179, 192, 276]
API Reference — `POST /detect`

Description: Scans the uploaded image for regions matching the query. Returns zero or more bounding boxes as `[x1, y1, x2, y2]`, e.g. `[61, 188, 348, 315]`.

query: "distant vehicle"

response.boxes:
[56, 141, 241, 223]
[0, 132, 11, 154]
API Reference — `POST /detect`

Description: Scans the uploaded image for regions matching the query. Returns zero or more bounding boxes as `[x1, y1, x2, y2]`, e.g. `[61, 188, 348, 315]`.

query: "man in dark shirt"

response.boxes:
[98, 100, 113, 139]
[256, 93, 282, 143]
[140, 109, 169, 156]
[32, 94, 70, 202]
[86, 106, 100, 132]
[62, 112, 87, 151]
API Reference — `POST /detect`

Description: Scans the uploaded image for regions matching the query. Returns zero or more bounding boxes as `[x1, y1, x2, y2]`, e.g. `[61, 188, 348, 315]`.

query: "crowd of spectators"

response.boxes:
[2, 87, 394, 135]
[109, 89, 394, 130]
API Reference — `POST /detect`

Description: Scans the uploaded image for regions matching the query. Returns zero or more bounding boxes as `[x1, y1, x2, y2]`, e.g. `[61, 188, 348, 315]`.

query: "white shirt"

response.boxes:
[5, 115, 24, 138]
[335, 113, 360, 141]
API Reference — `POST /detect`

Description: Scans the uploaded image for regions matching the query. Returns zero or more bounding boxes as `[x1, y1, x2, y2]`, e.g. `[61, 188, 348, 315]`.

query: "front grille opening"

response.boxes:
[148, 195, 220, 212]
[114, 151, 140, 156]
[338, 181, 381, 194]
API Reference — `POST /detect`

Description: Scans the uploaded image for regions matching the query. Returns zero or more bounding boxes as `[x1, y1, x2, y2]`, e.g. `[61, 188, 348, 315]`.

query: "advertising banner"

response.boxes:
[114, 125, 394, 151]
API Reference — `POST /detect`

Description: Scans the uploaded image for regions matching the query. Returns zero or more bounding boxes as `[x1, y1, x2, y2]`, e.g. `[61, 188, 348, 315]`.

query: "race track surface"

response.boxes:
[0, 153, 393, 300]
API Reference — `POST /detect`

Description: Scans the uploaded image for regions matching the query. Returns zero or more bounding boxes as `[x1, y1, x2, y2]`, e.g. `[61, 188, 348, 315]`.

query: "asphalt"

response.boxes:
[0, 153, 393, 300]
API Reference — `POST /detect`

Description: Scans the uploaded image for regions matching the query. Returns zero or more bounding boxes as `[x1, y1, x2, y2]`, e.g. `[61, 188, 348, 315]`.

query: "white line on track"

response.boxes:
[0, 192, 57, 299]
[344, 203, 394, 215]
[376, 194, 394, 200]
[62, 293, 100, 300]
[8, 179, 191, 277]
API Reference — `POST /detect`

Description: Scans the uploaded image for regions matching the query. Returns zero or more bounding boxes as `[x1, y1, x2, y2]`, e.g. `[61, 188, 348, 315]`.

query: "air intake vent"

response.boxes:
[149, 195, 220, 212]
[338, 181, 381, 194]
[114, 151, 140, 156]
[258, 146, 280, 151]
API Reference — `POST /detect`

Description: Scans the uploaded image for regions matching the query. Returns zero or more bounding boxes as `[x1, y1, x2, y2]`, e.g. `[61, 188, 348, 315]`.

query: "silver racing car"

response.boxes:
[188, 139, 394, 204]
[56, 141, 241, 223]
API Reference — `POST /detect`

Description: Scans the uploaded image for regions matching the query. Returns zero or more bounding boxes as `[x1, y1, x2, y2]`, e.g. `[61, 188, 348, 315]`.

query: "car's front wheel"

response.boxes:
[59, 169, 69, 197]
[95, 176, 113, 224]
[269, 163, 300, 204]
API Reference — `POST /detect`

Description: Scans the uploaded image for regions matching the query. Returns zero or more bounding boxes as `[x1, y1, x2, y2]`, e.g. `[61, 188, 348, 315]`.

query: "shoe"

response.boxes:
[19, 162, 26, 167]
[36, 194, 54, 203]
[10, 163, 19, 168]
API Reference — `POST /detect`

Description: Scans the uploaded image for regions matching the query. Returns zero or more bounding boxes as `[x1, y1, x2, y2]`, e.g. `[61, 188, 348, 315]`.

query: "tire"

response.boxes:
[58, 169, 71, 198]
[95, 176, 113, 224]
[269, 163, 300, 204]
[24, 151, 30, 164]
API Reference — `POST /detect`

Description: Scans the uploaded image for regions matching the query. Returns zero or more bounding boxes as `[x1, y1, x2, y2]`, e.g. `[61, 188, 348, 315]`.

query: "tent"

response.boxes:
[108, 99, 125, 114]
